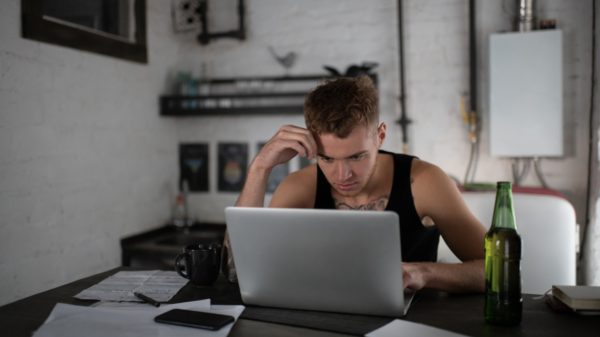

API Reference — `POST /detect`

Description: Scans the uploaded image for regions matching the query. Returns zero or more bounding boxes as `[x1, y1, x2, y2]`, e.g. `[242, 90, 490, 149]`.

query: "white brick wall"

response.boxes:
[182, 0, 593, 225]
[0, 0, 182, 305]
[0, 0, 595, 305]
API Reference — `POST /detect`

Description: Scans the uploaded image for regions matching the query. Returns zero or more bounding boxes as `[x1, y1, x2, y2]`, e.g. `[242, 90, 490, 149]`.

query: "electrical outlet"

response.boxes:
[172, 0, 200, 32]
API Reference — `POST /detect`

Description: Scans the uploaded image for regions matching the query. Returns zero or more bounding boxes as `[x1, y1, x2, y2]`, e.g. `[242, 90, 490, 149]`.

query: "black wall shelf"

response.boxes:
[160, 93, 307, 116]
[159, 74, 377, 117]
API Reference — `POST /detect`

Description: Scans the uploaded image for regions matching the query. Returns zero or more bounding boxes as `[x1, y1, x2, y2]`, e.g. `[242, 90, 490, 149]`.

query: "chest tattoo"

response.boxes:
[334, 195, 389, 211]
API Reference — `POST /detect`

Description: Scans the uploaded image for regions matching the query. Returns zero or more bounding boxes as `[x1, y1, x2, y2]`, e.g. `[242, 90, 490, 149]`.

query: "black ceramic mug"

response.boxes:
[175, 243, 222, 286]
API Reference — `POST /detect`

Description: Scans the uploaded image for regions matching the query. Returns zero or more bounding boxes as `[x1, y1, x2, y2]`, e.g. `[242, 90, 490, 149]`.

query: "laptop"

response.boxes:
[224, 207, 415, 317]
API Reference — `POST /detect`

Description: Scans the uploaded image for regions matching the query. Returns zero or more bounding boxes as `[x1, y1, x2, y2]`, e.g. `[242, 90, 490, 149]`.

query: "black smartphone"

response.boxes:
[154, 309, 235, 330]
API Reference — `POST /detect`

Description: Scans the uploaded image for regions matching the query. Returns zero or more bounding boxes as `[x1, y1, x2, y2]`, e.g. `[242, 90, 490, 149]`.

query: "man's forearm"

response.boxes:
[405, 259, 485, 293]
[226, 164, 271, 283]
[235, 164, 271, 207]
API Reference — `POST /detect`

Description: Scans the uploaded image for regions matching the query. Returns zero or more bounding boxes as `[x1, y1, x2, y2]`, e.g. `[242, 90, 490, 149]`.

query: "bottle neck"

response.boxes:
[491, 186, 517, 230]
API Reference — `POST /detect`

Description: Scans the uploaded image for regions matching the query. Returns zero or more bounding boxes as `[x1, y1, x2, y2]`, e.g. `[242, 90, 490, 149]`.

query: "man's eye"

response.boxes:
[350, 154, 365, 161]
[319, 157, 333, 163]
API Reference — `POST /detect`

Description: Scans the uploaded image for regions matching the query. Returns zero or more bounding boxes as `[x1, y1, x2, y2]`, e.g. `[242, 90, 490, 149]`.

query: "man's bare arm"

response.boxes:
[408, 160, 487, 293]
[235, 164, 271, 207]
[226, 125, 317, 281]
[403, 260, 484, 293]
[235, 125, 317, 207]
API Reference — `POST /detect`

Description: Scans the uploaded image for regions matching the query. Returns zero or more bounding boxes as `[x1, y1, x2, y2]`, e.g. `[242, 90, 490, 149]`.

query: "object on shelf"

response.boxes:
[268, 46, 298, 73]
[197, 0, 246, 45]
[323, 62, 378, 77]
[160, 73, 378, 116]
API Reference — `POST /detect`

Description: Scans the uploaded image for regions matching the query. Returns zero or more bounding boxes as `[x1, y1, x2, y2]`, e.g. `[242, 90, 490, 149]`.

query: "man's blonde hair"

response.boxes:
[304, 76, 378, 138]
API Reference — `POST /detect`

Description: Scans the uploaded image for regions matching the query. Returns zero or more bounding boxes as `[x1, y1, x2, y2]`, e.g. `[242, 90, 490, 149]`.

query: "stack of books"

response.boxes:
[552, 285, 600, 312]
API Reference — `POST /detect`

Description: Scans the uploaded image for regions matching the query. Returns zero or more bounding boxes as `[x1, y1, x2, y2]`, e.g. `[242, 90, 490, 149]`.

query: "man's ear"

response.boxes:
[377, 122, 387, 147]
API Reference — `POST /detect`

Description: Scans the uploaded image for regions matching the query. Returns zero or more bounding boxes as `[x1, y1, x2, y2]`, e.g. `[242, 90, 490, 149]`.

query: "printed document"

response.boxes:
[74, 270, 188, 302]
[367, 319, 470, 337]
[33, 299, 244, 337]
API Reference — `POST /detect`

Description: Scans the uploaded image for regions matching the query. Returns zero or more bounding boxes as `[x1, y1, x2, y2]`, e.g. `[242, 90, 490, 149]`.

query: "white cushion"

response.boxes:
[437, 191, 577, 294]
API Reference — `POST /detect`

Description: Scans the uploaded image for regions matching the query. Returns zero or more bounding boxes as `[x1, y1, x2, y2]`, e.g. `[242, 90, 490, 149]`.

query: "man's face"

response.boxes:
[315, 123, 385, 198]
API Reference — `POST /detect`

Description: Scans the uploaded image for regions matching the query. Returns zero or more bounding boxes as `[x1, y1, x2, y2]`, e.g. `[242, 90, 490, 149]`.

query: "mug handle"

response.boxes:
[175, 253, 189, 279]
[211, 243, 222, 265]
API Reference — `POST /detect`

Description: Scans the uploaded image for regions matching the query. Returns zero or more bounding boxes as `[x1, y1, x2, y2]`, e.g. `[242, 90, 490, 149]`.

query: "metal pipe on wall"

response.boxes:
[581, 0, 598, 264]
[469, 0, 477, 115]
[396, 0, 411, 154]
[517, 0, 536, 32]
[463, 0, 480, 185]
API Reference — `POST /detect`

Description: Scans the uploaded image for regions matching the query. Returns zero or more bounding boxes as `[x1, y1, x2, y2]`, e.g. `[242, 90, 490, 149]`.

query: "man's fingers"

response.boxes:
[279, 139, 308, 158]
[276, 125, 317, 159]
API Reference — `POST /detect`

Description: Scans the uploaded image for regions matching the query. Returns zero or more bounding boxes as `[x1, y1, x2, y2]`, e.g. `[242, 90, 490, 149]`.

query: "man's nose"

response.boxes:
[335, 160, 352, 180]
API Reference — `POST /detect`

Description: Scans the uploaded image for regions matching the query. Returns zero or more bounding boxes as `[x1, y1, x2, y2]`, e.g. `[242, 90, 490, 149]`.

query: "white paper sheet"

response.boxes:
[366, 319, 470, 337]
[74, 270, 188, 302]
[33, 299, 245, 337]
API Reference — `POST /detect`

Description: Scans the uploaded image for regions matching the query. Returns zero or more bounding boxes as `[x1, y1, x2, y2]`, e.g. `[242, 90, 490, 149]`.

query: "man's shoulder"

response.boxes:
[409, 159, 461, 217]
[410, 158, 441, 175]
[410, 159, 454, 192]
[286, 163, 316, 182]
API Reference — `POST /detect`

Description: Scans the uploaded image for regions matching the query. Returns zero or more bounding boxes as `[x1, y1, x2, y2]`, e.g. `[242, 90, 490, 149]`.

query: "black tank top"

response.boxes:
[314, 150, 439, 262]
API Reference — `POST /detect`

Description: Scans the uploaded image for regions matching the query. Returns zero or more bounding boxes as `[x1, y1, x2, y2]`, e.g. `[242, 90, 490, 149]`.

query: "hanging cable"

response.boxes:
[511, 158, 531, 186]
[463, 142, 476, 185]
[511, 159, 520, 185]
[532, 157, 549, 188]
[470, 140, 480, 182]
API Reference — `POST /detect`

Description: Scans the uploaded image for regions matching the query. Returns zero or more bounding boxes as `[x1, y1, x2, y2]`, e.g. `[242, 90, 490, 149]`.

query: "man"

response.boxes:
[230, 76, 486, 293]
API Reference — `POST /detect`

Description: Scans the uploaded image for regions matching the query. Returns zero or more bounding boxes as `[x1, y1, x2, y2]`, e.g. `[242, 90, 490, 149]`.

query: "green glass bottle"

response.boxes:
[484, 181, 522, 325]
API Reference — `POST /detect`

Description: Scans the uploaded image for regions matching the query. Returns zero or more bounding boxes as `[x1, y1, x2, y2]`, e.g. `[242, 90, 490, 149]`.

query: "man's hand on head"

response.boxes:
[253, 125, 318, 171]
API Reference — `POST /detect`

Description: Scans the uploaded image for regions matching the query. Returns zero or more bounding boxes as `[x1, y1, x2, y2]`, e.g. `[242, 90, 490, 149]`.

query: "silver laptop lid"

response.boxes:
[225, 207, 409, 317]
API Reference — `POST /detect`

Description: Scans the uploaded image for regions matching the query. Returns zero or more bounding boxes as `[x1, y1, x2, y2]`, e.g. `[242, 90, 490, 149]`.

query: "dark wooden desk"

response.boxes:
[0, 268, 597, 337]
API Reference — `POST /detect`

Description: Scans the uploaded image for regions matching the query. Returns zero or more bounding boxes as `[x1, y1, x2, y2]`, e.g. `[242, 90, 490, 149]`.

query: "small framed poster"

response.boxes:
[179, 143, 209, 192]
[218, 143, 248, 192]
[299, 155, 314, 169]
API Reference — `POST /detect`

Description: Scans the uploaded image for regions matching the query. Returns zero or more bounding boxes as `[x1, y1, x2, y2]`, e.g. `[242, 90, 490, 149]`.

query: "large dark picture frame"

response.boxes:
[21, 0, 148, 63]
